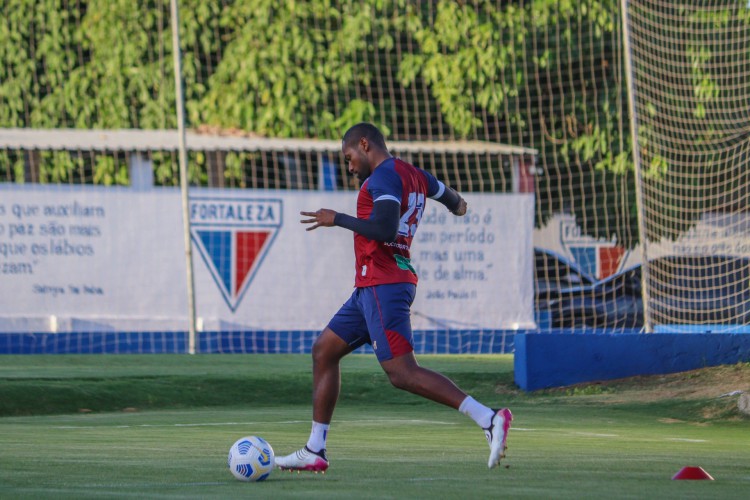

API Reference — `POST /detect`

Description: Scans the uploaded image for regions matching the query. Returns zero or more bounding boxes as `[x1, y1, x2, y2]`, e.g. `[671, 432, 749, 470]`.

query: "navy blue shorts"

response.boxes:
[327, 283, 416, 362]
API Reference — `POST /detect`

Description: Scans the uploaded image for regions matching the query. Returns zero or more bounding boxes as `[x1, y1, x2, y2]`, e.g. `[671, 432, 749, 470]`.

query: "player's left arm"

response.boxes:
[423, 170, 467, 216]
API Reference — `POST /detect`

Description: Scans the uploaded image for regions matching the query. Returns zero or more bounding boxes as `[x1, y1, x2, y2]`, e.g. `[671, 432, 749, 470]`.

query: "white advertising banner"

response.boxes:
[645, 212, 750, 260]
[0, 185, 534, 332]
[534, 212, 750, 281]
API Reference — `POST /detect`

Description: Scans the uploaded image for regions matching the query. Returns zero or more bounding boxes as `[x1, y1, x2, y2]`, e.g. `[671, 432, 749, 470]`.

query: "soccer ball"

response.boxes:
[227, 436, 275, 482]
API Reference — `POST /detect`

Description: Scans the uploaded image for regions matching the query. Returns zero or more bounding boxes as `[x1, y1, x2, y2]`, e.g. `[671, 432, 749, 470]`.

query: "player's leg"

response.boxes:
[276, 327, 353, 473]
[276, 291, 369, 473]
[380, 349, 512, 468]
[380, 351, 467, 407]
[311, 327, 354, 425]
[365, 283, 513, 468]
[360, 283, 465, 406]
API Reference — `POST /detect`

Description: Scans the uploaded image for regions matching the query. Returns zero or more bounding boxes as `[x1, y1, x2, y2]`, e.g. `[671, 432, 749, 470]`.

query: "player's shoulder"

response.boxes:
[393, 158, 435, 186]
[392, 157, 419, 172]
[373, 157, 398, 174]
[370, 157, 427, 186]
[387, 158, 430, 183]
[370, 158, 400, 182]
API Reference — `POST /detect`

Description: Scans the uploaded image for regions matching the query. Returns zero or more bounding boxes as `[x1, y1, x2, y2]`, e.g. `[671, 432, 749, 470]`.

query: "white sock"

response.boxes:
[306, 421, 329, 453]
[458, 396, 495, 429]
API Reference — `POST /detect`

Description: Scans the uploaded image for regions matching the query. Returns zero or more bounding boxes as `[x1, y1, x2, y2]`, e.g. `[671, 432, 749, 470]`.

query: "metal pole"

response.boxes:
[170, 0, 198, 352]
[620, 0, 652, 332]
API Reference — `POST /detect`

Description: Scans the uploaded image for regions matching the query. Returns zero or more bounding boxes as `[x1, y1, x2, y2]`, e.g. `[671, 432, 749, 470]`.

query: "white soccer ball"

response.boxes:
[227, 436, 275, 482]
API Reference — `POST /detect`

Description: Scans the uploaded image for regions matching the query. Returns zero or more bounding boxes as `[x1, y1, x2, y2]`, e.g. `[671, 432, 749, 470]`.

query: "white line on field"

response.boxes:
[573, 432, 619, 438]
[336, 419, 457, 425]
[53, 422, 262, 429]
[52, 419, 459, 430]
[47, 423, 711, 448]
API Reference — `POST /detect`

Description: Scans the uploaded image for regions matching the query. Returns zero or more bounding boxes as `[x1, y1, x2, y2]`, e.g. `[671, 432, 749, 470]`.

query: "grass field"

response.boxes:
[1, 355, 748, 499]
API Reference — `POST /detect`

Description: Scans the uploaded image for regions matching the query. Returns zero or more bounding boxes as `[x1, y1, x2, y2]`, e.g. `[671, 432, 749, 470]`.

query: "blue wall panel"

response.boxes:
[514, 332, 750, 391]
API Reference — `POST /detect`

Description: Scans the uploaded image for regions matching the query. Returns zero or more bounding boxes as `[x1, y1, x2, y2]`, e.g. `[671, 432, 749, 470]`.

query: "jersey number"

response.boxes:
[398, 192, 425, 238]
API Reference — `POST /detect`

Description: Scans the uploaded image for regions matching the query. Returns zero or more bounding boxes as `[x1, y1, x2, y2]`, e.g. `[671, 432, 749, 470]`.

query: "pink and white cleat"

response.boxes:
[484, 408, 513, 469]
[275, 446, 329, 473]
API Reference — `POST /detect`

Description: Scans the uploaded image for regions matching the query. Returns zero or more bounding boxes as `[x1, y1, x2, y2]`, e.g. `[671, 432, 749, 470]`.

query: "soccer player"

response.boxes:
[275, 123, 512, 472]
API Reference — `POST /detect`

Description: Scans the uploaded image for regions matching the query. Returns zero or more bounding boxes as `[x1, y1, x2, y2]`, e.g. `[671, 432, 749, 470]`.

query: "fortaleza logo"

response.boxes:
[560, 218, 629, 279]
[190, 197, 282, 311]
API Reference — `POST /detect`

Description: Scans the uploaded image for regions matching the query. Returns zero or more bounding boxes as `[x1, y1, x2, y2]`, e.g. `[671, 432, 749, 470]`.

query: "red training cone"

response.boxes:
[672, 466, 714, 480]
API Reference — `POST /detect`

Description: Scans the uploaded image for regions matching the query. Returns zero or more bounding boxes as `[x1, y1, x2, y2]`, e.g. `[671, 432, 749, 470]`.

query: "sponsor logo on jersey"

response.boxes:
[190, 196, 282, 311]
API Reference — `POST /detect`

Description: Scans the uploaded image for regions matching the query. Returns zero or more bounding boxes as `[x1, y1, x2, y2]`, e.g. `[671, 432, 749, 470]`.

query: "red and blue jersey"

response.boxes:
[353, 158, 443, 288]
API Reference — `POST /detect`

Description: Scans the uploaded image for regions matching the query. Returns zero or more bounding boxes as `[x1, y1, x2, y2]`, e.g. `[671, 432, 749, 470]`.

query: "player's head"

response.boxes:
[341, 123, 389, 181]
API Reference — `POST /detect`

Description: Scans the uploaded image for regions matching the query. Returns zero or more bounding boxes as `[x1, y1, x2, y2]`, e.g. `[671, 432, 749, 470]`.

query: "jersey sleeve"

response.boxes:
[420, 169, 445, 199]
[367, 166, 403, 205]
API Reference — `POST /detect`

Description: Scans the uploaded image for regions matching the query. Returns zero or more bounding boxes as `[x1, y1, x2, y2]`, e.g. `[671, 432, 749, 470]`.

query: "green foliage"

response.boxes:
[5, 0, 743, 245]
[190, 1, 397, 139]
[1, 1, 625, 160]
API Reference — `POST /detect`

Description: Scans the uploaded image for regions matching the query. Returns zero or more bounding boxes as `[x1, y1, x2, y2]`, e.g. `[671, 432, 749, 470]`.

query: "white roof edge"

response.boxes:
[0, 128, 537, 156]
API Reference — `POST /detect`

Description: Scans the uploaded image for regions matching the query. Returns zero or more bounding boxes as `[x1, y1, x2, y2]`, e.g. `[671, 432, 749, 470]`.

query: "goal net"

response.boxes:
[9, 1, 736, 352]
[0, 127, 535, 354]
[623, 0, 750, 332]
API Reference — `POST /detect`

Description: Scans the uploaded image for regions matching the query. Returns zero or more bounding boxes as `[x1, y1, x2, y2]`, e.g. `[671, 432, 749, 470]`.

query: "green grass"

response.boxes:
[1, 355, 748, 499]
[0, 354, 512, 416]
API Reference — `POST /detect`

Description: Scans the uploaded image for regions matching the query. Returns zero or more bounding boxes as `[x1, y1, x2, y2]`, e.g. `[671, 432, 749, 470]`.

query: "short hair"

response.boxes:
[342, 122, 387, 150]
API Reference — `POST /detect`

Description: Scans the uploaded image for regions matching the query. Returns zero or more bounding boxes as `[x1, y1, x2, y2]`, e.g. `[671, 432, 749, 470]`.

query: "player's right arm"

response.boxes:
[299, 202, 400, 242]
[332, 201, 399, 242]
[301, 165, 401, 240]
